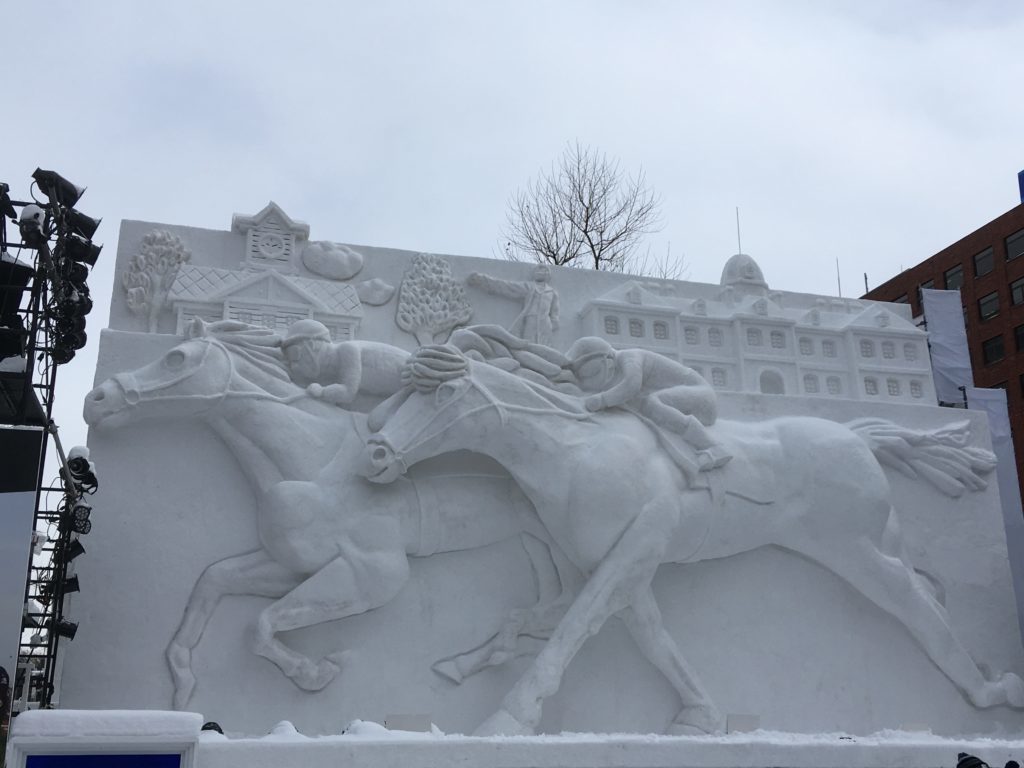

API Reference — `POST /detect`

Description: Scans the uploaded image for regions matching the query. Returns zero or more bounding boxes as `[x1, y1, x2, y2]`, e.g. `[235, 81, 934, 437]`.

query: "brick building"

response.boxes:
[863, 201, 1024, 492]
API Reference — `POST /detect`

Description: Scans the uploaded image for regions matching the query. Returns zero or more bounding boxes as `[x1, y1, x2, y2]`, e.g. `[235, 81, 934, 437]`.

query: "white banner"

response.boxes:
[921, 288, 973, 405]
[966, 386, 1024, 647]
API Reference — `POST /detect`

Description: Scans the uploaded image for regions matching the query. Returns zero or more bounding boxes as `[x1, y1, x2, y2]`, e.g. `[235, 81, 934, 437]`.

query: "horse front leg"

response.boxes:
[167, 549, 301, 709]
[252, 545, 410, 691]
[475, 500, 673, 736]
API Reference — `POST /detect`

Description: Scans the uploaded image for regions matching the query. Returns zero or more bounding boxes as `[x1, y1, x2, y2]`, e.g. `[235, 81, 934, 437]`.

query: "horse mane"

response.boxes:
[449, 325, 580, 394]
[189, 320, 293, 387]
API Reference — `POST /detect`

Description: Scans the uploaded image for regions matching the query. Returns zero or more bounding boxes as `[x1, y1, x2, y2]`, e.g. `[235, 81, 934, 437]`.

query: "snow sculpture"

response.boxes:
[466, 264, 560, 345]
[83, 320, 574, 710]
[302, 241, 365, 281]
[396, 253, 473, 344]
[122, 230, 191, 333]
[359, 344, 1021, 735]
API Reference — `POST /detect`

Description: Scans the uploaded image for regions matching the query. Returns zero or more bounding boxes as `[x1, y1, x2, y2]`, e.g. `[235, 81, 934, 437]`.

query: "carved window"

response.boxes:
[826, 376, 842, 395]
[692, 298, 707, 316]
[910, 380, 923, 398]
[887, 378, 901, 396]
[604, 316, 620, 335]
[799, 337, 813, 355]
[822, 340, 837, 358]
[859, 339, 875, 358]
[629, 319, 644, 338]
[708, 327, 723, 347]
[864, 377, 879, 396]
[684, 326, 699, 345]
[746, 328, 763, 347]
[803, 374, 819, 394]
[753, 298, 768, 316]
[770, 330, 785, 349]
[711, 368, 727, 388]
[880, 341, 894, 359]
[903, 342, 918, 361]
[653, 321, 669, 340]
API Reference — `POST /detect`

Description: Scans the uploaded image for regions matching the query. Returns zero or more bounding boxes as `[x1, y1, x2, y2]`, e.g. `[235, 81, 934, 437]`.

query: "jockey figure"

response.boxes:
[566, 336, 731, 470]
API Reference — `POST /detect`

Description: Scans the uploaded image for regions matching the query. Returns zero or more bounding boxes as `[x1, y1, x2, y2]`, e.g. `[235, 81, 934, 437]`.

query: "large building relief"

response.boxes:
[66, 207, 1024, 737]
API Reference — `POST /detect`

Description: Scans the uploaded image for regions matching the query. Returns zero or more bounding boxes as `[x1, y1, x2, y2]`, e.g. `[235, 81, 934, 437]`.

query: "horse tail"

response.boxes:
[847, 417, 997, 498]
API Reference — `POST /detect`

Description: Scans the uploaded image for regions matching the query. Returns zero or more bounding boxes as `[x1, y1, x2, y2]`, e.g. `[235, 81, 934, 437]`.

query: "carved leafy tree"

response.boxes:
[396, 253, 473, 345]
[122, 230, 191, 333]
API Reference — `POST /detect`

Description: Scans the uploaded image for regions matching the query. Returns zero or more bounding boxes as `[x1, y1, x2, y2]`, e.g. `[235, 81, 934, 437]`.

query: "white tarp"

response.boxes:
[921, 288, 973, 404]
[966, 386, 1024, 647]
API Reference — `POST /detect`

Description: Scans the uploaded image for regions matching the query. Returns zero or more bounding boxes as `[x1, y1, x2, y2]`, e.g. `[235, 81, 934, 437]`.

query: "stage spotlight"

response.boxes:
[72, 502, 91, 527]
[18, 204, 47, 247]
[52, 618, 78, 640]
[63, 208, 101, 240]
[65, 446, 98, 493]
[32, 169, 84, 208]
[62, 233, 101, 266]
[65, 539, 86, 561]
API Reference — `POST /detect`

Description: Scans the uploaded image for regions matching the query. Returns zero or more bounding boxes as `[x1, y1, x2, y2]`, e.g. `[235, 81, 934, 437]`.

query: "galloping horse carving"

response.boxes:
[83, 321, 576, 709]
[360, 345, 1024, 735]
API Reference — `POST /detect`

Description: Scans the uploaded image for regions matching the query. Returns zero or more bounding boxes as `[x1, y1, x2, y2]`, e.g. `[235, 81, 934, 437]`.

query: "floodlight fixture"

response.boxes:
[62, 233, 101, 266]
[65, 538, 86, 561]
[52, 618, 78, 640]
[63, 208, 101, 240]
[65, 447, 98, 493]
[62, 575, 80, 594]
[18, 204, 47, 247]
[0, 182, 15, 220]
[32, 168, 84, 208]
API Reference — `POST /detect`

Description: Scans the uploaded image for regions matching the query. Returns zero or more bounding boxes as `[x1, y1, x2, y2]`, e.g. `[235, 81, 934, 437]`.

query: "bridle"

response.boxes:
[111, 337, 306, 413]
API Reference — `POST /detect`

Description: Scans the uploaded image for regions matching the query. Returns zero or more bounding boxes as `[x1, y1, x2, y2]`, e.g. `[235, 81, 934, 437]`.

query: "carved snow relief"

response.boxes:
[122, 230, 191, 333]
[466, 265, 560, 345]
[302, 241, 364, 281]
[396, 253, 473, 344]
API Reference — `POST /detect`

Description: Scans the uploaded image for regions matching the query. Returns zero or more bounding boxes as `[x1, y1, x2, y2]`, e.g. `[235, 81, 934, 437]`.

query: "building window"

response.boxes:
[887, 378, 901, 396]
[1011, 277, 1024, 306]
[684, 326, 699, 344]
[604, 316, 619, 335]
[803, 374, 819, 394]
[653, 321, 669, 340]
[770, 330, 785, 349]
[978, 291, 999, 321]
[629, 319, 644, 337]
[799, 337, 813, 355]
[982, 334, 1005, 365]
[864, 377, 878, 396]
[708, 327, 723, 347]
[859, 339, 875, 358]
[1016, 324, 1024, 351]
[826, 376, 842, 395]
[711, 368, 726, 387]
[893, 294, 909, 304]
[822, 340, 837, 358]
[1007, 228, 1024, 261]
[910, 380, 923, 398]
[974, 247, 994, 277]
[944, 264, 964, 290]
[904, 342, 918, 361]
[746, 328, 763, 347]
[882, 341, 895, 359]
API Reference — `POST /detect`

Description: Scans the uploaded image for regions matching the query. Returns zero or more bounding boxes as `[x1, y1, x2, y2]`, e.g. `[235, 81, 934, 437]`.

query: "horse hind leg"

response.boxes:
[787, 529, 1023, 709]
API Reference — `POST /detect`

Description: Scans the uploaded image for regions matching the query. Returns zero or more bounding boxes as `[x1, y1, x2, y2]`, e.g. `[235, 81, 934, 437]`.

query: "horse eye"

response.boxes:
[165, 350, 186, 369]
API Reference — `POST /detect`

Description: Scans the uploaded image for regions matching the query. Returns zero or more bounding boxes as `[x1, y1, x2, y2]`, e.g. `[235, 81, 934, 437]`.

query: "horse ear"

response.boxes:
[186, 317, 207, 339]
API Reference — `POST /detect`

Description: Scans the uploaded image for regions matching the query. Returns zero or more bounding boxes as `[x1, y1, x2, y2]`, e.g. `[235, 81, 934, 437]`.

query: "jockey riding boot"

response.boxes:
[679, 415, 732, 471]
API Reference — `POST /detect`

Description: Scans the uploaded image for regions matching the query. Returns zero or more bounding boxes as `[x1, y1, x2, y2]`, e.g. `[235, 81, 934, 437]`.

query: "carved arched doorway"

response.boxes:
[759, 369, 785, 395]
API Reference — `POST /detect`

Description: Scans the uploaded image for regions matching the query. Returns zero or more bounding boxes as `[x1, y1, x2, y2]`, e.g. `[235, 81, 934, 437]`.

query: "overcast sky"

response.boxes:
[5, 0, 1024, 451]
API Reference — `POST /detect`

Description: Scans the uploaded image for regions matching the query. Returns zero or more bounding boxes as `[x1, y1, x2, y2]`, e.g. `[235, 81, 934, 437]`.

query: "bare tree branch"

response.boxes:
[503, 143, 667, 274]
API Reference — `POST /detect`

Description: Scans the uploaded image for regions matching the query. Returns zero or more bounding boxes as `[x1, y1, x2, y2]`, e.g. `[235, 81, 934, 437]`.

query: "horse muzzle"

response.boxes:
[83, 378, 133, 429]
[359, 439, 406, 484]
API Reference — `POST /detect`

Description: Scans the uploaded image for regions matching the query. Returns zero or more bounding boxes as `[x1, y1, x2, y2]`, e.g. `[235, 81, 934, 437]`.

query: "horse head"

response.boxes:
[359, 344, 587, 484]
[84, 319, 294, 430]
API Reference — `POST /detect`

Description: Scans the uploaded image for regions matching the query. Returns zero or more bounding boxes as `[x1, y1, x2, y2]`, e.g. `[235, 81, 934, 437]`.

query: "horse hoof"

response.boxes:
[668, 705, 725, 735]
[1001, 672, 1024, 708]
[432, 659, 464, 684]
[293, 651, 345, 691]
[474, 708, 534, 736]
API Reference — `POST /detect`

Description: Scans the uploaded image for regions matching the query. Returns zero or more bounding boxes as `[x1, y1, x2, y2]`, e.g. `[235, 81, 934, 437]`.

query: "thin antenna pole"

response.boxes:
[835, 257, 842, 298]
[735, 207, 742, 253]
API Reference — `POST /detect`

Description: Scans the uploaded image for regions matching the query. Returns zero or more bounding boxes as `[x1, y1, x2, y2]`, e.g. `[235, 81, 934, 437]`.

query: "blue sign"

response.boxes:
[26, 755, 181, 768]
